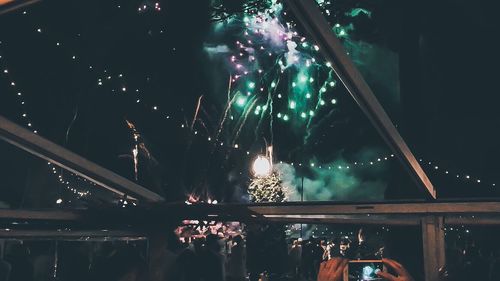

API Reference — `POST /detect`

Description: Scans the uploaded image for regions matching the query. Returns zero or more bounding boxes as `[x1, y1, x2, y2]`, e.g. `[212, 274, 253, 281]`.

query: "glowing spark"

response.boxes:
[191, 95, 204, 130]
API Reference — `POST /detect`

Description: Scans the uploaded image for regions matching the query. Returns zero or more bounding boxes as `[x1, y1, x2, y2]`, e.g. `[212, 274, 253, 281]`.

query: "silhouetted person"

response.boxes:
[288, 239, 302, 278]
[227, 235, 246, 281]
[0, 258, 11, 281]
[90, 242, 146, 281]
[31, 242, 54, 281]
[201, 234, 225, 281]
[5, 243, 33, 281]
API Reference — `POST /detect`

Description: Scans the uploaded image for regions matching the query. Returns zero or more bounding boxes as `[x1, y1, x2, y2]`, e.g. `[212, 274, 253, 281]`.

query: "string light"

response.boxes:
[1, 43, 92, 200]
[418, 158, 496, 187]
[4, 3, 496, 200]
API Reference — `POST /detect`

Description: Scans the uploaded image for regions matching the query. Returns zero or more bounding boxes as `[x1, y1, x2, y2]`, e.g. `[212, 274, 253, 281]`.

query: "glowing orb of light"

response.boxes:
[252, 155, 272, 177]
[236, 97, 246, 106]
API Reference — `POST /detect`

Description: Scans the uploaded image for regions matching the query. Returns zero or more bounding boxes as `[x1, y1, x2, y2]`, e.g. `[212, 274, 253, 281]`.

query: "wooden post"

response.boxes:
[421, 216, 445, 281]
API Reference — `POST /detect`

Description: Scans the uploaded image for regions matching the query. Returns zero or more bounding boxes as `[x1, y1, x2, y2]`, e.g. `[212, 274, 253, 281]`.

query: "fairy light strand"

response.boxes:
[1, 42, 91, 199]
[4, 5, 496, 199]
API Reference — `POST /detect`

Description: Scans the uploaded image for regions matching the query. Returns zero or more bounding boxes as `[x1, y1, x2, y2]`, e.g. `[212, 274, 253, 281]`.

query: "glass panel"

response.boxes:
[0, 139, 138, 209]
[0, 238, 147, 281]
[0, 0, 426, 204]
[444, 225, 500, 281]
[316, 0, 500, 199]
[172, 220, 424, 280]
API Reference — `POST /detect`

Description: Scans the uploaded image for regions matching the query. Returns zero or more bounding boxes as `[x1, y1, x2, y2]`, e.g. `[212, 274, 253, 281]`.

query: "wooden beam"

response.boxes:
[285, 0, 436, 199]
[253, 215, 420, 225]
[155, 201, 500, 225]
[0, 115, 164, 203]
[446, 215, 500, 225]
[0, 209, 82, 220]
[244, 201, 500, 215]
[0, 229, 146, 238]
[421, 216, 445, 281]
[0, 0, 41, 15]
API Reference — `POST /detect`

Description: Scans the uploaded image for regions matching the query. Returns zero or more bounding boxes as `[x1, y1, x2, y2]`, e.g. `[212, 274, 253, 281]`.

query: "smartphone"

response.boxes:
[344, 260, 386, 281]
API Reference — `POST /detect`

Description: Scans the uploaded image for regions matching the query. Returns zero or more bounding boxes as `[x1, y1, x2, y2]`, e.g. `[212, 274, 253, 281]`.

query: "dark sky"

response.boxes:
[0, 0, 499, 208]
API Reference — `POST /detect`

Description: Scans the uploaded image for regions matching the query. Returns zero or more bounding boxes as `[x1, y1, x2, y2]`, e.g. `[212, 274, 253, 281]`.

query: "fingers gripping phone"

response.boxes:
[344, 260, 386, 281]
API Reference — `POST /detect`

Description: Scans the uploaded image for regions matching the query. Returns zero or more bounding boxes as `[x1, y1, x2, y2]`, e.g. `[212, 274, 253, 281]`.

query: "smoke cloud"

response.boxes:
[275, 149, 388, 201]
[204, 44, 231, 56]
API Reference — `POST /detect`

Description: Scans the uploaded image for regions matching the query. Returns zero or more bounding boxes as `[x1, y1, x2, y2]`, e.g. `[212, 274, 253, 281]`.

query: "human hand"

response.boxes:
[377, 258, 415, 281]
[317, 257, 349, 281]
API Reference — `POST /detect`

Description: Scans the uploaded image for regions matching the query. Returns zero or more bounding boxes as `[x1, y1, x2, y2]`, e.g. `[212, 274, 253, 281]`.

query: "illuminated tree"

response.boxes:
[248, 172, 287, 202]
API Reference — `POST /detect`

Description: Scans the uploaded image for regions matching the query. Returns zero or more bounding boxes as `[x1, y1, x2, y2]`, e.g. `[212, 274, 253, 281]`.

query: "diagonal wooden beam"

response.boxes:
[0, 0, 41, 15]
[0, 115, 164, 203]
[285, 0, 436, 199]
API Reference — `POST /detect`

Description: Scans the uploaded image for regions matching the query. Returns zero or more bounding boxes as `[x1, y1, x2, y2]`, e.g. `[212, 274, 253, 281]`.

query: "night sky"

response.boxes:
[1, 0, 499, 208]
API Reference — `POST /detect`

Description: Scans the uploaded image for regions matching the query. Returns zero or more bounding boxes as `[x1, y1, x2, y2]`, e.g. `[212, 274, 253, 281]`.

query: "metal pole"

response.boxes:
[301, 175, 304, 202]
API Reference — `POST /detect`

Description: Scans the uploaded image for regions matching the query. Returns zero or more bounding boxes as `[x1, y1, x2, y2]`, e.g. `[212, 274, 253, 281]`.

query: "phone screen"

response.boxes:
[346, 260, 384, 281]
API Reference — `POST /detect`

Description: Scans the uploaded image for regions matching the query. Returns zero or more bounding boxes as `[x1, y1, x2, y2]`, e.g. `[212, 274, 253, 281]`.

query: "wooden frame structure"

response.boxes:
[0, 115, 164, 203]
[0, 1, 496, 280]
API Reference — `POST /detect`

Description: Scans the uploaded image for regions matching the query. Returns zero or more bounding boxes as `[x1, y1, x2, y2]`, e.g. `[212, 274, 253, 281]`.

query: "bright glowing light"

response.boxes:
[237, 97, 246, 106]
[56, 198, 63, 204]
[300, 112, 307, 118]
[306, 93, 311, 99]
[283, 114, 289, 121]
[329, 81, 336, 87]
[289, 100, 296, 109]
[252, 155, 272, 177]
[248, 82, 255, 89]
[331, 98, 337, 104]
